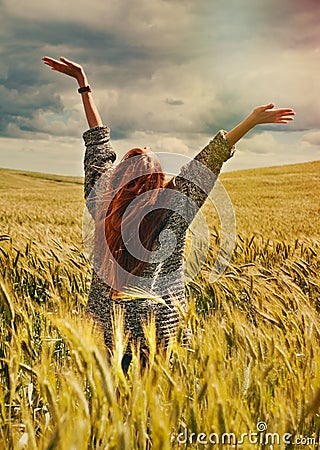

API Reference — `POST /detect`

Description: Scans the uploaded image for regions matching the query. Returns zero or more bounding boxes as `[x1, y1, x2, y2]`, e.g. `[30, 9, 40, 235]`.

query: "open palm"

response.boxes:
[252, 103, 295, 125]
[42, 56, 84, 80]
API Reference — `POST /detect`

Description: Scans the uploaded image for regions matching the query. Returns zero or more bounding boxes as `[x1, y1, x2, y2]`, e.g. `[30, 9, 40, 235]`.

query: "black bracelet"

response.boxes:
[78, 85, 92, 94]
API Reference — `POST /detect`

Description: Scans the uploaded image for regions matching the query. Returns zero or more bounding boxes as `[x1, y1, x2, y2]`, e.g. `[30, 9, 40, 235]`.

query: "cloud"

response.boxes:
[0, 0, 319, 175]
[236, 132, 277, 155]
[2, 0, 194, 52]
[224, 130, 320, 172]
[165, 98, 184, 106]
[0, 135, 83, 175]
[302, 131, 320, 146]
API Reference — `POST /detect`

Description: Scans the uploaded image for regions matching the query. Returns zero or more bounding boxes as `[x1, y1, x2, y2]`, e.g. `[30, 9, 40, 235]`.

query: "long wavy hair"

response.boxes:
[95, 148, 174, 296]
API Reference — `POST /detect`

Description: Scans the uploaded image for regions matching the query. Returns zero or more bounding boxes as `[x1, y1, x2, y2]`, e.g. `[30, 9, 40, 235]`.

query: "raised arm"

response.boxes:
[42, 56, 102, 129]
[42, 56, 117, 212]
[173, 103, 296, 219]
[225, 103, 295, 147]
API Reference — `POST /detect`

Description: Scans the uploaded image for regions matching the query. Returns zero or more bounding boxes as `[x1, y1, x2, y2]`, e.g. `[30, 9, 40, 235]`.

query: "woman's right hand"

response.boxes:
[42, 56, 87, 85]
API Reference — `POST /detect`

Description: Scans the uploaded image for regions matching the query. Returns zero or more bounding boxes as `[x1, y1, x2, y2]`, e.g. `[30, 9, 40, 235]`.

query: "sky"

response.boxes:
[0, 0, 320, 176]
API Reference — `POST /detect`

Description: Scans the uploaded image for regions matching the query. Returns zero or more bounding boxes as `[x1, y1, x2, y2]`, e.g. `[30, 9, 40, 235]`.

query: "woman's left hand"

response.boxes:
[225, 103, 296, 147]
[249, 103, 296, 126]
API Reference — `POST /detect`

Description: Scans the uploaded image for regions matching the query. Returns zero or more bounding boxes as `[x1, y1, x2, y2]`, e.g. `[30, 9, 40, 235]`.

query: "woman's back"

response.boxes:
[83, 125, 235, 357]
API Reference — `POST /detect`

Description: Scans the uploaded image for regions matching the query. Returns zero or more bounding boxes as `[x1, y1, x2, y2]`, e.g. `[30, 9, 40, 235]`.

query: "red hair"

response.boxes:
[95, 148, 174, 296]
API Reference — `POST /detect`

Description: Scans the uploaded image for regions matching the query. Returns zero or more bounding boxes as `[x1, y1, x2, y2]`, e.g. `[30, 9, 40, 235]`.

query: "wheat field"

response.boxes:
[0, 161, 320, 449]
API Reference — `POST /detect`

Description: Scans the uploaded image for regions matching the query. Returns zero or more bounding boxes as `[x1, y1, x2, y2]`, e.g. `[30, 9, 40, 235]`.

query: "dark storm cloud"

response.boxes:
[165, 99, 184, 106]
[0, 8, 192, 140]
[0, 0, 319, 175]
[2, 0, 319, 139]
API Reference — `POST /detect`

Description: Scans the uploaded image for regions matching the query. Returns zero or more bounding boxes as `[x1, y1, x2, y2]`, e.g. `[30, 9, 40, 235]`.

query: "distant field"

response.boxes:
[1, 160, 319, 243]
[0, 161, 320, 449]
[0, 167, 84, 245]
[220, 160, 320, 241]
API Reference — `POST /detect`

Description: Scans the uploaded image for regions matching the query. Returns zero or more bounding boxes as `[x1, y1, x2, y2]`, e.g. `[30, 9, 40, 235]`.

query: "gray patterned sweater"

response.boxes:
[83, 126, 235, 356]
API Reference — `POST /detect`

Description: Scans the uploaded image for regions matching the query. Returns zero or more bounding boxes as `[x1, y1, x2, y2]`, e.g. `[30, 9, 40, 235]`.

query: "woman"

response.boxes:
[42, 56, 295, 373]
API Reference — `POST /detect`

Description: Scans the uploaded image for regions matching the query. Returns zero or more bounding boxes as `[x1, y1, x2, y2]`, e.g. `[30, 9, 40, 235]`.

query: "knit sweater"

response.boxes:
[83, 126, 235, 356]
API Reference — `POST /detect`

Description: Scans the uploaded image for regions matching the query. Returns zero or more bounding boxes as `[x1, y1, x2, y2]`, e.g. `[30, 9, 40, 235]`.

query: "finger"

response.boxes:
[262, 103, 275, 110]
[60, 56, 73, 66]
[274, 109, 295, 114]
[274, 118, 294, 123]
[43, 61, 59, 71]
[43, 62, 58, 69]
[43, 56, 61, 64]
[276, 114, 295, 120]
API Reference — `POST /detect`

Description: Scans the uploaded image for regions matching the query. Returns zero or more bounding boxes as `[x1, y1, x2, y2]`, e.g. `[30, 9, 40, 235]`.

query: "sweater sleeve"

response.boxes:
[173, 130, 235, 217]
[83, 125, 117, 201]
